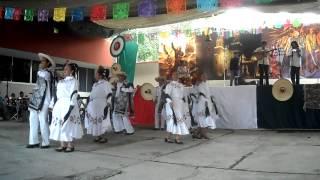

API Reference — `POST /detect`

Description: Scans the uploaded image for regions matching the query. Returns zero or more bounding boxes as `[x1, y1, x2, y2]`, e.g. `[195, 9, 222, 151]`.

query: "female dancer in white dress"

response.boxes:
[164, 71, 189, 144]
[50, 63, 83, 152]
[195, 71, 217, 139]
[85, 66, 113, 143]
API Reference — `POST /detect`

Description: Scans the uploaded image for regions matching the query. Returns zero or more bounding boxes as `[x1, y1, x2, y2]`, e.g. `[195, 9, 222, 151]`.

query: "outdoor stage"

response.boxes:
[131, 84, 320, 129]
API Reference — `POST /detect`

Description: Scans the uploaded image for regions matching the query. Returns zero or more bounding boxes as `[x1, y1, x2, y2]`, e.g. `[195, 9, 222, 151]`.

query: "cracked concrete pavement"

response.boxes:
[1, 121, 320, 180]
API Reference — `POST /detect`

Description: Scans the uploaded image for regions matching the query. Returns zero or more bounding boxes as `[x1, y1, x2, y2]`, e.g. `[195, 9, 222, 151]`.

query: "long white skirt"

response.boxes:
[112, 112, 135, 134]
[196, 97, 217, 129]
[50, 98, 83, 142]
[85, 99, 112, 136]
[165, 98, 189, 135]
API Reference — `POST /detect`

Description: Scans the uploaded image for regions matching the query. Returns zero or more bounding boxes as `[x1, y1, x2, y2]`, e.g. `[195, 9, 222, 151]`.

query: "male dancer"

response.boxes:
[27, 53, 55, 149]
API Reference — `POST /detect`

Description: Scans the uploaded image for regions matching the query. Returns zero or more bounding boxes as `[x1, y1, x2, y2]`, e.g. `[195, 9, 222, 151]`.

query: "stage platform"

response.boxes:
[131, 84, 320, 130]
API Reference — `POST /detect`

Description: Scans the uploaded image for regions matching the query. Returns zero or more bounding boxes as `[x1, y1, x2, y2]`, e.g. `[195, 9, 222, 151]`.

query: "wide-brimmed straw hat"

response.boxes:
[38, 53, 56, 68]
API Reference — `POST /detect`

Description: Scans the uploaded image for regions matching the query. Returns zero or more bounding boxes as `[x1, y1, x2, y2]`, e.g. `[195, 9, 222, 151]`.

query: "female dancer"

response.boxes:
[195, 71, 217, 139]
[164, 71, 189, 144]
[50, 63, 83, 152]
[85, 66, 113, 143]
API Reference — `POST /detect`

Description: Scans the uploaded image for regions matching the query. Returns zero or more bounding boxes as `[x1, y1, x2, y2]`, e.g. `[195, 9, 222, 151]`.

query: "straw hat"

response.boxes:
[38, 53, 56, 68]
[272, 79, 293, 102]
[114, 71, 127, 77]
[141, 83, 155, 101]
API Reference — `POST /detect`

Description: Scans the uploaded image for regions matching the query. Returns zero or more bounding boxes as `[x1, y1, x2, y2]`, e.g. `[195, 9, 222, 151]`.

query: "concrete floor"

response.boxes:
[1, 121, 320, 180]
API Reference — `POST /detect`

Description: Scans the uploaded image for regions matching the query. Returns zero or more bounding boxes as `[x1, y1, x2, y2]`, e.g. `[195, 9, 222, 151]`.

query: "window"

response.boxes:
[78, 67, 95, 92]
[31, 60, 40, 83]
[12, 57, 31, 83]
[0, 55, 12, 81]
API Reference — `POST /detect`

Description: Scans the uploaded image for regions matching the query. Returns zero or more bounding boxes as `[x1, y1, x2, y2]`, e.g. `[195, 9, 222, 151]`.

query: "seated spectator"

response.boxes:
[0, 94, 9, 121]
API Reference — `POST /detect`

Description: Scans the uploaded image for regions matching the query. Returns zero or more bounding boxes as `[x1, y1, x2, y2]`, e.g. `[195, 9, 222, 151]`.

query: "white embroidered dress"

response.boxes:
[164, 81, 189, 135]
[195, 82, 217, 129]
[50, 76, 83, 142]
[85, 80, 113, 136]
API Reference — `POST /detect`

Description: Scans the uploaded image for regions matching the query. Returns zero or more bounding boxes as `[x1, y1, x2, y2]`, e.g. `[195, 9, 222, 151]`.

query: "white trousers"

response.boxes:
[155, 107, 165, 129]
[112, 113, 134, 134]
[28, 104, 50, 146]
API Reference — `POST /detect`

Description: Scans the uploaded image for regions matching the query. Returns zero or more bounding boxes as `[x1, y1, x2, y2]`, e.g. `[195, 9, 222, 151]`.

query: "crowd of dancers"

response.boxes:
[26, 53, 219, 152]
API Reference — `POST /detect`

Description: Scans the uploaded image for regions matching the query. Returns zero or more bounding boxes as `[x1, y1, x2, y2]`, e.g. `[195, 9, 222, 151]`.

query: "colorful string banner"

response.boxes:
[220, 0, 245, 8]
[0, 7, 4, 19]
[197, 0, 218, 12]
[4, 7, 14, 20]
[166, 0, 186, 14]
[113, 2, 130, 20]
[90, 4, 107, 21]
[292, 19, 302, 28]
[24, 9, 35, 21]
[53, 7, 67, 22]
[71, 7, 84, 22]
[138, 0, 156, 17]
[13, 8, 22, 21]
[38, 9, 49, 22]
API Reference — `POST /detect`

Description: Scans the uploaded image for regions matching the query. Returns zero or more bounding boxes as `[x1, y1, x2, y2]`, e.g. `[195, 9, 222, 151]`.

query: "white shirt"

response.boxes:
[90, 80, 113, 101]
[165, 81, 185, 102]
[196, 82, 210, 99]
[290, 49, 301, 67]
[115, 81, 134, 98]
[56, 76, 78, 106]
[254, 47, 271, 65]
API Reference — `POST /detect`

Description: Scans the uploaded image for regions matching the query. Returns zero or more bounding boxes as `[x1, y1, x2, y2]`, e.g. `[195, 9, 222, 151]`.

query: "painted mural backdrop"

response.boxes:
[263, 24, 320, 78]
[135, 24, 320, 82]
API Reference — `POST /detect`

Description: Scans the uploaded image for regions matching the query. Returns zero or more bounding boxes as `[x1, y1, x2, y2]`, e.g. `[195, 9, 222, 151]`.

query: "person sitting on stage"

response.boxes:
[85, 66, 113, 143]
[27, 53, 56, 149]
[194, 71, 217, 139]
[50, 63, 83, 153]
[254, 41, 273, 86]
[154, 76, 167, 130]
[112, 71, 135, 135]
[164, 71, 189, 144]
[289, 41, 302, 85]
[229, 51, 241, 86]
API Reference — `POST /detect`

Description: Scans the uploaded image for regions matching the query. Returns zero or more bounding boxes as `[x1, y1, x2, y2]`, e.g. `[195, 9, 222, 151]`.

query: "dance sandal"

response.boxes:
[94, 137, 102, 142]
[165, 138, 174, 143]
[99, 138, 108, 143]
[64, 147, 75, 153]
[175, 139, 184, 144]
[26, 144, 40, 148]
[55, 146, 67, 152]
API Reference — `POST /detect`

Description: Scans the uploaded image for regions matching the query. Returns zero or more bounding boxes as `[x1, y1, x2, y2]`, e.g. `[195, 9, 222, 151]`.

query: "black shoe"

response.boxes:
[64, 147, 75, 153]
[55, 146, 67, 152]
[126, 133, 134, 135]
[40, 145, 50, 149]
[165, 138, 173, 143]
[26, 144, 40, 148]
[175, 139, 184, 144]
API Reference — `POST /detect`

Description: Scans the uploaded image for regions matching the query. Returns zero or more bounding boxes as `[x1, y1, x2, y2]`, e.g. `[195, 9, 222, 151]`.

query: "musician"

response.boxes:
[85, 66, 113, 143]
[154, 76, 167, 130]
[27, 53, 55, 149]
[229, 51, 241, 86]
[254, 41, 273, 86]
[112, 71, 135, 135]
[50, 63, 83, 153]
[289, 41, 302, 85]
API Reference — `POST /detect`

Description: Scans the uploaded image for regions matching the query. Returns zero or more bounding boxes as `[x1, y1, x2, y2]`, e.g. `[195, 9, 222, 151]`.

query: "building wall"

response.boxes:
[0, 21, 112, 67]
